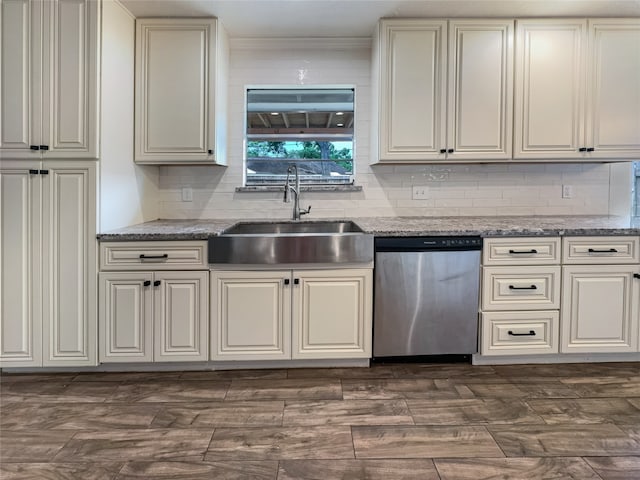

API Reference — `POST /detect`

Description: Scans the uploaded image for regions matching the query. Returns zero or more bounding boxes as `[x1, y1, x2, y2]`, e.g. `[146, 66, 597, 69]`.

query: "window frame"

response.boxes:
[243, 84, 356, 187]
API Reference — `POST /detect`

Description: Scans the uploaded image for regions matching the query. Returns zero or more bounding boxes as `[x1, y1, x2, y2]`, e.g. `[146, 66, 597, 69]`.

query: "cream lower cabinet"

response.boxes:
[560, 236, 640, 353]
[98, 240, 209, 363]
[99, 271, 208, 362]
[211, 269, 372, 361]
[0, 160, 97, 367]
[479, 237, 561, 356]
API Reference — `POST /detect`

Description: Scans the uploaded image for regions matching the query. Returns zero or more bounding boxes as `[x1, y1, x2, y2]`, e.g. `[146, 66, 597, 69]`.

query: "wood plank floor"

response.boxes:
[1, 362, 639, 479]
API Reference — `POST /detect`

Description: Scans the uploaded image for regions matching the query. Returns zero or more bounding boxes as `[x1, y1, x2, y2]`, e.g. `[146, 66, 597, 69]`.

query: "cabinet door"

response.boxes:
[99, 272, 153, 362]
[40, 0, 98, 158]
[42, 162, 96, 365]
[378, 20, 447, 161]
[135, 18, 217, 164]
[561, 265, 639, 353]
[211, 270, 291, 360]
[0, 0, 42, 158]
[514, 20, 587, 159]
[154, 271, 208, 362]
[292, 269, 372, 359]
[585, 19, 640, 158]
[447, 20, 513, 160]
[0, 162, 42, 366]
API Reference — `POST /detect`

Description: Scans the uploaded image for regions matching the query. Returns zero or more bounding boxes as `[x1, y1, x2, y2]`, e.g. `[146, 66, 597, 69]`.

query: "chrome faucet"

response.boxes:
[283, 165, 311, 220]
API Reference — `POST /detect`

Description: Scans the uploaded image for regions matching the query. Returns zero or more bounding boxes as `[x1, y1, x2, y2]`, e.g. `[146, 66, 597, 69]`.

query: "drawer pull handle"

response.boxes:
[508, 330, 536, 337]
[139, 254, 169, 260]
[153, 280, 161, 287]
[508, 249, 538, 254]
[588, 248, 618, 253]
[143, 280, 151, 287]
[508, 285, 537, 290]
[634, 273, 640, 279]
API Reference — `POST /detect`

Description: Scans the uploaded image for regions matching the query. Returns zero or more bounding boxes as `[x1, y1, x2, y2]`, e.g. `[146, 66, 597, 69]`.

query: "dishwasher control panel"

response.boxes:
[375, 236, 482, 251]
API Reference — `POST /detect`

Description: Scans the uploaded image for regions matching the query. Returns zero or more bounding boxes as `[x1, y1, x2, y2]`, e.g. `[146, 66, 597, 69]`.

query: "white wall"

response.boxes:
[100, 0, 159, 230]
[157, 39, 617, 219]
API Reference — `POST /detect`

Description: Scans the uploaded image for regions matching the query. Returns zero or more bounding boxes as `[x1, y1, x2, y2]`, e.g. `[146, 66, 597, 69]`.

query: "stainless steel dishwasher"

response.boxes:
[373, 236, 482, 358]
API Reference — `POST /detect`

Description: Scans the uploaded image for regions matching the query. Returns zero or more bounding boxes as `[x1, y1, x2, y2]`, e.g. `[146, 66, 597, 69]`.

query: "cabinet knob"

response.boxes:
[153, 280, 161, 286]
[294, 278, 300, 285]
[633, 273, 640, 279]
[439, 149, 446, 154]
[208, 149, 213, 155]
[447, 148, 454, 154]
[284, 278, 290, 285]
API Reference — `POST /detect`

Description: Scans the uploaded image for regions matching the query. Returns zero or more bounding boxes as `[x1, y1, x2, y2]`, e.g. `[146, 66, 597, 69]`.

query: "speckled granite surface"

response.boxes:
[98, 216, 640, 241]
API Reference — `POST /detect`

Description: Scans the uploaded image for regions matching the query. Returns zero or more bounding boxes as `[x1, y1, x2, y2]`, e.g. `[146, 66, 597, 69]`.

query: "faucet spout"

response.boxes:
[283, 165, 311, 220]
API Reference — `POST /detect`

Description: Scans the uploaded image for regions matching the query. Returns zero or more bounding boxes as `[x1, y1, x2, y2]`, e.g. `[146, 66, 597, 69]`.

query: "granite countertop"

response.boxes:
[97, 215, 640, 241]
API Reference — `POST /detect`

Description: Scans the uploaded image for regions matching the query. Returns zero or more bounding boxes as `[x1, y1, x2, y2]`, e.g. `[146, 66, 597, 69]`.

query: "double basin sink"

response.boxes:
[208, 221, 374, 264]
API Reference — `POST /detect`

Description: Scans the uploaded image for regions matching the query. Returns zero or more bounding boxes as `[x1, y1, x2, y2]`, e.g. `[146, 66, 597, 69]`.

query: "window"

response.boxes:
[245, 87, 354, 185]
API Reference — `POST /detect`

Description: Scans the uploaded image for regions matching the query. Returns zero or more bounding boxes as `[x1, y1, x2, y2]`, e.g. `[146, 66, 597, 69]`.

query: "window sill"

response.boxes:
[236, 185, 362, 193]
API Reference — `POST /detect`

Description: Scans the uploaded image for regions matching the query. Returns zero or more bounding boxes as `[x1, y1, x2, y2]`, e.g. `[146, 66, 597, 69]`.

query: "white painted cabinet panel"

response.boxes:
[0, 162, 42, 366]
[0, 160, 96, 367]
[0, 0, 99, 159]
[293, 269, 372, 359]
[99, 272, 153, 362]
[211, 270, 291, 360]
[42, 163, 96, 365]
[135, 18, 227, 165]
[155, 271, 208, 361]
[447, 20, 513, 160]
[514, 20, 586, 159]
[586, 20, 640, 158]
[378, 20, 447, 161]
[561, 265, 639, 353]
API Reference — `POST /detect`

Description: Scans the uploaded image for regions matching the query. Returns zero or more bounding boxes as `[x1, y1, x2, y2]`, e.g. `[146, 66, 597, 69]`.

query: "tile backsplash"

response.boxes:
[157, 39, 613, 220]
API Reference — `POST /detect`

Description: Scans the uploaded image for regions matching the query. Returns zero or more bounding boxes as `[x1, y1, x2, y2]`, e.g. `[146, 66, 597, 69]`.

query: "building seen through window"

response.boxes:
[245, 88, 354, 185]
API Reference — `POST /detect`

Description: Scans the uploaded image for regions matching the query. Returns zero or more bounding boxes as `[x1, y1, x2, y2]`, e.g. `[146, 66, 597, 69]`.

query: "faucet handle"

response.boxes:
[300, 205, 311, 216]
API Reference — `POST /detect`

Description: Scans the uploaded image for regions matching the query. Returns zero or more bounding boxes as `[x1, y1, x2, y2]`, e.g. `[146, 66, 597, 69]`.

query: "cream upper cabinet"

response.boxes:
[586, 19, 640, 158]
[135, 18, 228, 165]
[373, 19, 513, 163]
[0, 160, 97, 367]
[0, 0, 99, 160]
[514, 18, 640, 160]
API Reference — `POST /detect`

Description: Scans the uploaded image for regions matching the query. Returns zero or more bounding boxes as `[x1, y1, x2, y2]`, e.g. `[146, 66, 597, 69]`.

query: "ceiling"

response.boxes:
[120, 0, 640, 37]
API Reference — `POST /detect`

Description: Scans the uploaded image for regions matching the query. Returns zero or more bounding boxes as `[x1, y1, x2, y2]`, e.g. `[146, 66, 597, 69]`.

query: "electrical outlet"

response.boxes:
[181, 187, 193, 202]
[562, 185, 573, 199]
[412, 186, 429, 200]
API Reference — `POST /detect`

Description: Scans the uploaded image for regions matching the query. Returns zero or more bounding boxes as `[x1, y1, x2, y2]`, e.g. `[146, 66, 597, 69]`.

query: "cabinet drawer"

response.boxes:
[480, 311, 559, 356]
[482, 266, 561, 310]
[100, 241, 208, 270]
[483, 237, 560, 265]
[562, 236, 640, 264]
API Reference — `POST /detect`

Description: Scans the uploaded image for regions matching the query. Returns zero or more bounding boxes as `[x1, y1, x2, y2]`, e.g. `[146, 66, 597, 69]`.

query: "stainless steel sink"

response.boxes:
[209, 221, 373, 264]
[223, 221, 364, 235]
